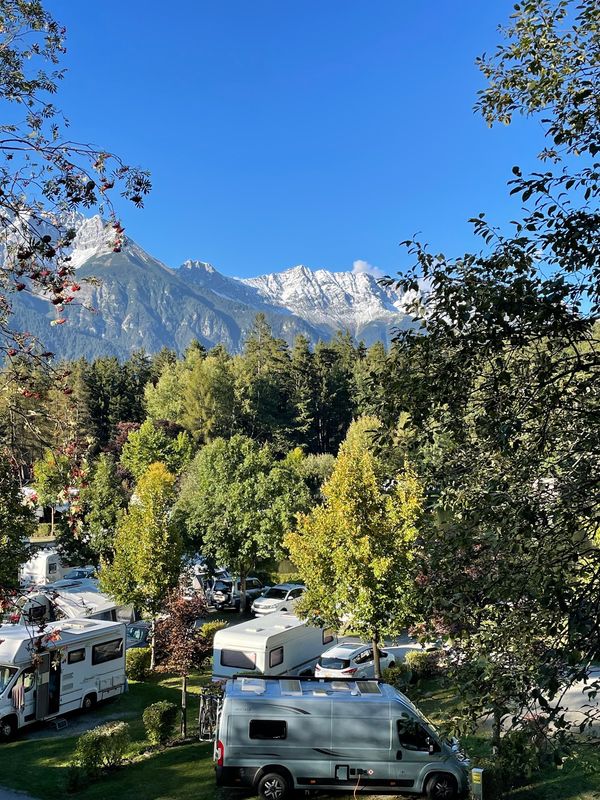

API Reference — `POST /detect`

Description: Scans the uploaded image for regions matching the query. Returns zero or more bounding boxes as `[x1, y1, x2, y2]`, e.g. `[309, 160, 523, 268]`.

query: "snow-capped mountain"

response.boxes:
[9, 215, 412, 359]
[242, 264, 406, 331]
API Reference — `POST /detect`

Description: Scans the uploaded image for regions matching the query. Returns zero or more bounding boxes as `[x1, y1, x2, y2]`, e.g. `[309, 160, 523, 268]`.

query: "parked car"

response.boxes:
[211, 577, 266, 611]
[62, 566, 97, 581]
[251, 583, 305, 616]
[314, 641, 396, 678]
[126, 621, 152, 650]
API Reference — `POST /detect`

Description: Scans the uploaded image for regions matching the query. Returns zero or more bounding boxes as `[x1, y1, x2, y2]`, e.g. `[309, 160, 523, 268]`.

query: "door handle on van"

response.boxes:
[396, 750, 403, 760]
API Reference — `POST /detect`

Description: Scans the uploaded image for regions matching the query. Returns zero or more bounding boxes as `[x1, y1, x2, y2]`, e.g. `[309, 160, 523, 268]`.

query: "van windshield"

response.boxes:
[213, 581, 231, 592]
[263, 588, 287, 600]
[0, 666, 16, 693]
[320, 657, 351, 670]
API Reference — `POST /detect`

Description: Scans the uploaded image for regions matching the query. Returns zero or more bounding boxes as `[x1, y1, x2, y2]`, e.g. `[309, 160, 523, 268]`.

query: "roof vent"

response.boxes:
[240, 678, 266, 694]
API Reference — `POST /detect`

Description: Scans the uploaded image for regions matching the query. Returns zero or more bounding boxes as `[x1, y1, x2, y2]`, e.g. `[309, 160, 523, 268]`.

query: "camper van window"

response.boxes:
[221, 649, 256, 670]
[0, 666, 16, 693]
[92, 638, 123, 665]
[269, 646, 284, 668]
[48, 562, 57, 573]
[249, 720, 287, 740]
[68, 648, 86, 664]
[397, 718, 432, 752]
[322, 628, 335, 645]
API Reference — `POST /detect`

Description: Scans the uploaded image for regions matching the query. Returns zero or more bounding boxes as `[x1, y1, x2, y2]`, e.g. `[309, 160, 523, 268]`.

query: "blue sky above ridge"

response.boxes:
[48, 1, 546, 279]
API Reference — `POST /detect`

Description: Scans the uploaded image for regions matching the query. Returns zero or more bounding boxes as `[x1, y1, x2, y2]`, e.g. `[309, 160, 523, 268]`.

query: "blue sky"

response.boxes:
[49, 1, 547, 279]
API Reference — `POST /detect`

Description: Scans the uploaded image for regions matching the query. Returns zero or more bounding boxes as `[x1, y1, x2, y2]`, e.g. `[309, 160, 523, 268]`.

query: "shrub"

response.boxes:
[126, 647, 151, 681]
[404, 649, 445, 680]
[143, 701, 178, 745]
[382, 662, 412, 691]
[72, 721, 131, 778]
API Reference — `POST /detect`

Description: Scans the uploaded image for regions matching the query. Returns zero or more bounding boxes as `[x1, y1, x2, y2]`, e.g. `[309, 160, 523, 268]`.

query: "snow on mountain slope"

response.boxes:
[242, 264, 407, 330]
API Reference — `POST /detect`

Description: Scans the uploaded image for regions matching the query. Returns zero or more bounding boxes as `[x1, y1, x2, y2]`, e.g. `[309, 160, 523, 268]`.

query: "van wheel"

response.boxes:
[257, 771, 290, 800]
[82, 693, 97, 712]
[0, 716, 16, 740]
[425, 772, 458, 800]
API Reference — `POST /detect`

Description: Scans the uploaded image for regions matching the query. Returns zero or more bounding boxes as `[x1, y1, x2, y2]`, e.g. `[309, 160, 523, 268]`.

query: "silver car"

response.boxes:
[315, 641, 396, 678]
[251, 583, 305, 616]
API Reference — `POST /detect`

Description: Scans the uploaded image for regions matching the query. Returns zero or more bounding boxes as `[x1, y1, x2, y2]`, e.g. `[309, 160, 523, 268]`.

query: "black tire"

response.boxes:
[0, 716, 17, 740]
[82, 693, 97, 712]
[425, 773, 458, 800]
[257, 771, 290, 800]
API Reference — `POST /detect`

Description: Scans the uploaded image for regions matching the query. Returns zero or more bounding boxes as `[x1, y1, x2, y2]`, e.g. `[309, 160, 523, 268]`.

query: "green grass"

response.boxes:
[0, 672, 597, 800]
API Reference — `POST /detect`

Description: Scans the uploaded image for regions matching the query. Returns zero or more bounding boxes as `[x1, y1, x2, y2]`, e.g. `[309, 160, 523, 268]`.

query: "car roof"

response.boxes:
[321, 641, 367, 658]
[270, 583, 304, 591]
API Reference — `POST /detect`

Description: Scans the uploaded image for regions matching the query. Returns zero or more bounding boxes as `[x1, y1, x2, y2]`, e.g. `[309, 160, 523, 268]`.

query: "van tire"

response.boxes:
[257, 771, 291, 800]
[425, 772, 458, 800]
[0, 715, 17, 740]
[82, 693, 97, 712]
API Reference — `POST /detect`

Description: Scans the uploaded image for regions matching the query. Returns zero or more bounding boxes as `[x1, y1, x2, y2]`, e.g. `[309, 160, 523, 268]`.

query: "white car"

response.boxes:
[314, 641, 396, 678]
[251, 583, 305, 616]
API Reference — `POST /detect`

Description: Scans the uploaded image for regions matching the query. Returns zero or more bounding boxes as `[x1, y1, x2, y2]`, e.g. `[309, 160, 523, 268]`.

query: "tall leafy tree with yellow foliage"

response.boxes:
[285, 416, 421, 678]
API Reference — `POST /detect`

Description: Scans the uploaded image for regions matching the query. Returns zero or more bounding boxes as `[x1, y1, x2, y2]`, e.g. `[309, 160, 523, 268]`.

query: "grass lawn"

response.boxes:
[0, 671, 598, 800]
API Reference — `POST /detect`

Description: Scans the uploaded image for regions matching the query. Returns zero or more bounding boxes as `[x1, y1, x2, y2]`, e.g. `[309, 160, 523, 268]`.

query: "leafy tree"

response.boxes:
[176, 435, 311, 611]
[120, 419, 193, 481]
[182, 347, 238, 441]
[285, 417, 422, 678]
[378, 0, 600, 745]
[32, 449, 70, 534]
[144, 360, 188, 425]
[0, 451, 34, 598]
[154, 591, 208, 737]
[0, 0, 149, 361]
[81, 453, 127, 561]
[100, 463, 183, 666]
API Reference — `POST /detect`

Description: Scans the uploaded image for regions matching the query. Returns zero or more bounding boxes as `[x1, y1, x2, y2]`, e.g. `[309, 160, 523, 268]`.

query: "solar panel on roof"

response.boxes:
[280, 679, 302, 696]
[356, 681, 381, 695]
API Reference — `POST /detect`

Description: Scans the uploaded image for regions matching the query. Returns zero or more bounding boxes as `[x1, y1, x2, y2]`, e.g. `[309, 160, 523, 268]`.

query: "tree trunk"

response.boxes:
[492, 706, 502, 754]
[50, 505, 55, 536]
[372, 632, 382, 680]
[239, 572, 247, 614]
[150, 617, 156, 671]
[181, 674, 187, 738]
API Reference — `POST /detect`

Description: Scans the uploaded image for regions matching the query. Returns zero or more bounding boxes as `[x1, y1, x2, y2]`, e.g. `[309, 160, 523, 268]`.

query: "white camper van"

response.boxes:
[212, 613, 337, 681]
[0, 618, 126, 739]
[214, 676, 470, 800]
[19, 549, 65, 587]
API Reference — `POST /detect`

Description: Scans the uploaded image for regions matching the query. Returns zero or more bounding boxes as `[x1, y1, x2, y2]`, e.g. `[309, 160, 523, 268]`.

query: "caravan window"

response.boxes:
[68, 648, 86, 664]
[269, 646, 284, 668]
[322, 628, 335, 645]
[249, 720, 287, 740]
[48, 562, 58, 574]
[221, 649, 256, 670]
[92, 638, 123, 665]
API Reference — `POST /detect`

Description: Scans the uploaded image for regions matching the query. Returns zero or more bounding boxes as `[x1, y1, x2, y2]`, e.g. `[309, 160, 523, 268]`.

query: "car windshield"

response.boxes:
[213, 581, 231, 592]
[0, 666, 16, 693]
[127, 627, 146, 641]
[320, 657, 351, 670]
[263, 588, 287, 599]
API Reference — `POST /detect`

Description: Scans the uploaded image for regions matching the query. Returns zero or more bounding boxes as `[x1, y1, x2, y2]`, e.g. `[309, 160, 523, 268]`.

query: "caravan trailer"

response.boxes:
[0, 618, 126, 739]
[19, 549, 65, 587]
[212, 613, 337, 681]
[214, 676, 470, 800]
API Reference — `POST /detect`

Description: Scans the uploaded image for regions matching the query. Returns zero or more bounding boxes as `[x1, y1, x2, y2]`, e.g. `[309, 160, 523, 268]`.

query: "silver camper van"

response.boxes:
[214, 676, 470, 800]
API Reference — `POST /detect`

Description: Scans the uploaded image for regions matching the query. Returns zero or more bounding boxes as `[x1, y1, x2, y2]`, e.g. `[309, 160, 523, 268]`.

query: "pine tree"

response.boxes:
[0, 452, 35, 597]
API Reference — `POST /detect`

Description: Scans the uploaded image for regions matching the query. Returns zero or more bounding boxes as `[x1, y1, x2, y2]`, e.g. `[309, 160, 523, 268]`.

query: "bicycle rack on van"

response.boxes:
[198, 685, 223, 748]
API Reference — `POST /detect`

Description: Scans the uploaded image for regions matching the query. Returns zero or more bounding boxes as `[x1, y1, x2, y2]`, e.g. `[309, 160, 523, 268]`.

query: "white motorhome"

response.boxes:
[19, 549, 65, 587]
[214, 676, 470, 800]
[212, 613, 337, 681]
[0, 618, 126, 739]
